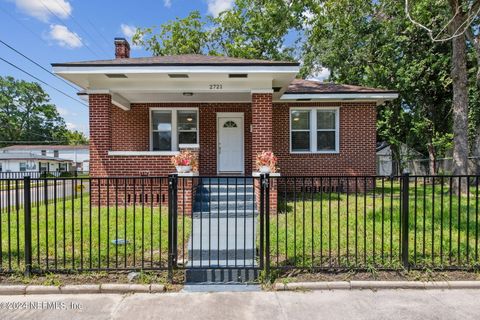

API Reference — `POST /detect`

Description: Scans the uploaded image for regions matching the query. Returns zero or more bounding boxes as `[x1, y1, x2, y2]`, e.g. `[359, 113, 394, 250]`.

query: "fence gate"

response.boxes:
[168, 175, 269, 283]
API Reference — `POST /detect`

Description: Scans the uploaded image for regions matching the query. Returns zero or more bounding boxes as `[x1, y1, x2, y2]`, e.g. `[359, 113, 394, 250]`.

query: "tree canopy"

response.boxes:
[134, 0, 480, 174]
[0, 76, 88, 147]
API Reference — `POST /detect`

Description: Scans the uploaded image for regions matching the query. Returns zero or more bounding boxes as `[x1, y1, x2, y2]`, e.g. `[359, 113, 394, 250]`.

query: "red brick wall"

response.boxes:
[90, 97, 376, 178]
[111, 104, 149, 151]
[89, 94, 112, 176]
[272, 102, 377, 176]
[251, 93, 273, 171]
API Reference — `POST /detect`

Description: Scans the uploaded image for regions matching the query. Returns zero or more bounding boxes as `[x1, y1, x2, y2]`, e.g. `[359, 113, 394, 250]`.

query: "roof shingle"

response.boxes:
[52, 54, 299, 67]
[286, 79, 397, 94]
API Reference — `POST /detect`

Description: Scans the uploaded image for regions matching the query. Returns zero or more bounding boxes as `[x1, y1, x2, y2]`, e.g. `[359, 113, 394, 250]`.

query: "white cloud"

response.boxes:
[66, 122, 77, 130]
[120, 23, 141, 49]
[120, 23, 136, 38]
[206, 0, 234, 17]
[11, 0, 72, 22]
[57, 107, 69, 116]
[164, 0, 172, 8]
[48, 24, 82, 48]
[307, 68, 331, 82]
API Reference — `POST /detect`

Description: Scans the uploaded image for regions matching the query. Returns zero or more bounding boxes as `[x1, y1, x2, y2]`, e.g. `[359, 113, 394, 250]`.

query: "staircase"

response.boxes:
[186, 178, 259, 283]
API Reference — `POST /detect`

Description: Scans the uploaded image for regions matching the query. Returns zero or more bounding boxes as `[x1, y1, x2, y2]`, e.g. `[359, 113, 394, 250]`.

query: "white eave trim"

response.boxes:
[280, 93, 399, 100]
[84, 89, 131, 110]
[53, 65, 300, 74]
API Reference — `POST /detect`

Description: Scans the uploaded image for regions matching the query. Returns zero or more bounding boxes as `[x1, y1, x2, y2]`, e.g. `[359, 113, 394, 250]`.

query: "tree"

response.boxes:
[133, 1, 305, 61]
[0, 76, 75, 146]
[304, 0, 453, 174]
[134, 0, 467, 177]
[405, 0, 480, 186]
[64, 130, 89, 145]
[133, 11, 214, 56]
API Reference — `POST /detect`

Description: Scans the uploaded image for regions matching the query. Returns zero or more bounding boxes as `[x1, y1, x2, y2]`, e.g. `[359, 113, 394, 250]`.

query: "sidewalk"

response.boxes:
[0, 289, 479, 320]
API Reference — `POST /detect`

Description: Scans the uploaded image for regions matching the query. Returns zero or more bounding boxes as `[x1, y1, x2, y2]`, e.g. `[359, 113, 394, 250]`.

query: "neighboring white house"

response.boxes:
[0, 145, 89, 171]
[0, 152, 74, 177]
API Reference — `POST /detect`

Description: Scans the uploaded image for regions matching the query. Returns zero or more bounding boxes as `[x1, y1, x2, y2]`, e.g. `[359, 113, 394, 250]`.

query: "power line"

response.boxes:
[0, 56, 88, 107]
[84, 16, 111, 46]
[39, 0, 101, 59]
[53, 0, 110, 56]
[0, 6, 46, 43]
[0, 39, 80, 91]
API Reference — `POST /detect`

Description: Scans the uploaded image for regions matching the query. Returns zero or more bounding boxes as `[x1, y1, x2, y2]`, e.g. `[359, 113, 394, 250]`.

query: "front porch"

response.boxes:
[88, 94, 276, 178]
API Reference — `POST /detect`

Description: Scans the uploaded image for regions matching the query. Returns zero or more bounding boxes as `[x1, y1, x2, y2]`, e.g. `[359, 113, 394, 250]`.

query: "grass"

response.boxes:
[0, 193, 191, 272]
[272, 178, 480, 269]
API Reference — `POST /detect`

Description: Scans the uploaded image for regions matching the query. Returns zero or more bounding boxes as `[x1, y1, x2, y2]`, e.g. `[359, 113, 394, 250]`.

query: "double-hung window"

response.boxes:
[151, 109, 198, 151]
[290, 108, 339, 153]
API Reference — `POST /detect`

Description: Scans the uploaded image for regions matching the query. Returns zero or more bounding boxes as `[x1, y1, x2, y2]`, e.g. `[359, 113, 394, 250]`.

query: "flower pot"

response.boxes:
[259, 165, 271, 174]
[176, 165, 192, 173]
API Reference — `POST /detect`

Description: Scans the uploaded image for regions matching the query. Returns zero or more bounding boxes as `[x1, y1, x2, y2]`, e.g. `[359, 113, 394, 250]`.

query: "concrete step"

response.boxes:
[195, 193, 255, 202]
[185, 268, 259, 283]
[193, 201, 256, 212]
[199, 178, 254, 185]
[188, 248, 257, 262]
[197, 185, 254, 194]
[192, 211, 257, 218]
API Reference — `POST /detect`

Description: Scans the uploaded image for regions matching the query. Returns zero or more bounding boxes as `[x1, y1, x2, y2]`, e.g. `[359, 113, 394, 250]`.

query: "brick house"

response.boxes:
[52, 38, 397, 212]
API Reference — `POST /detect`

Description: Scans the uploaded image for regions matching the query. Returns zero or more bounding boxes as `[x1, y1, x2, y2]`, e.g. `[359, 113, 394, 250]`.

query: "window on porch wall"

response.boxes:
[151, 109, 198, 151]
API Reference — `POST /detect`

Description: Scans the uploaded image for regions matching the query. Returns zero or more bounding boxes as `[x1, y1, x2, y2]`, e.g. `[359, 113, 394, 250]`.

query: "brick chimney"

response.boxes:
[114, 38, 130, 59]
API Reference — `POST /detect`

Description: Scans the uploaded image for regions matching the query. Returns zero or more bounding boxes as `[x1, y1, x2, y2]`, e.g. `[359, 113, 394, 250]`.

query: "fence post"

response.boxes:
[401, 172, 410, 269]
[23, 176, 32, 277]
[259, 174, 265, 271]
[167, 174, 178, 283]
[264, 173, 271, 280]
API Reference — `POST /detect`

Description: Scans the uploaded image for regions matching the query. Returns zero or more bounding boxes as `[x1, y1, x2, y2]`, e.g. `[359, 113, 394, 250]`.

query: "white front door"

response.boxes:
[217, 114, 244, 173]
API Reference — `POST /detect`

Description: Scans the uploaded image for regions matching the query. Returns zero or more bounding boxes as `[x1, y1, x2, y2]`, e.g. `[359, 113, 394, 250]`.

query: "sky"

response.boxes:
[0, 0, 238, 136]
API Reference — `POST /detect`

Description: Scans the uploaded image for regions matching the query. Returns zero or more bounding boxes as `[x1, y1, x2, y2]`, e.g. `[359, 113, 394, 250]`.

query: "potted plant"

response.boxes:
[255, 151, 278, 174]
[171, 150, 198, 173]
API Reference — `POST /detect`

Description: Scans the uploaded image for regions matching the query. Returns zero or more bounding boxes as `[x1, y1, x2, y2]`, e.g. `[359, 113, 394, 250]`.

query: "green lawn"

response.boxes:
[272, 179, 480, 269]
[0, 194, 190, 272]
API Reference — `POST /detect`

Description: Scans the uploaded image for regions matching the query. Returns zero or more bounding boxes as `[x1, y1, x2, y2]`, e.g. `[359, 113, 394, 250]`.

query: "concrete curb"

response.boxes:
[0, 284, 165, 295]
[274, 281, 480, 291]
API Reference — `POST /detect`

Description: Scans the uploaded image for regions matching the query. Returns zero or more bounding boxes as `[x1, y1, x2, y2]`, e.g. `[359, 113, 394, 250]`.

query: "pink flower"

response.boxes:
[255, 151, 278, 173]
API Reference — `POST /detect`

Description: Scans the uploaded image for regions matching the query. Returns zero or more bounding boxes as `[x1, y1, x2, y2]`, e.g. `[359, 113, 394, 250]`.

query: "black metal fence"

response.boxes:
[268, 174, 480, 272]
[0, 174, 479, 279]
[0, 176, 170, 273]
[0, 171, 89, 179]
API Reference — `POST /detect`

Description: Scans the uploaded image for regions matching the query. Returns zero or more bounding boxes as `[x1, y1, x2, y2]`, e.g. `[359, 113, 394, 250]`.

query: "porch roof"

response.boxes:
[52, 55, 397, 108]
[51, 54, 299, 67]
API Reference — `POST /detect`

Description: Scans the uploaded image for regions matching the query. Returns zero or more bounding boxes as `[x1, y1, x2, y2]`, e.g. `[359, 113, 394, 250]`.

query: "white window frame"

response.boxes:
[289, 107, 340, 154]
[149, 107, 199, 151]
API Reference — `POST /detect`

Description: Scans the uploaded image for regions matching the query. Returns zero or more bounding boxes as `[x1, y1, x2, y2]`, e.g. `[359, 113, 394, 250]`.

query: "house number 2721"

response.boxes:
[209, 84, 223, 90]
